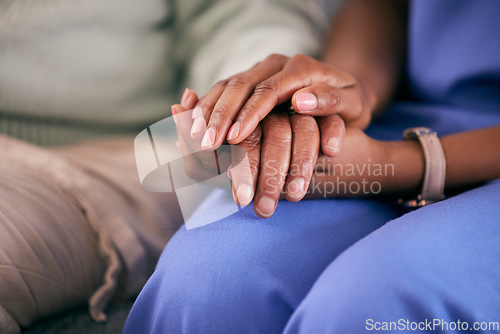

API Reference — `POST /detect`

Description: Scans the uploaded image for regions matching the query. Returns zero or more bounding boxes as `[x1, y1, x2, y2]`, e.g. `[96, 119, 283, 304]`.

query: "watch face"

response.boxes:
[403, 127, 436, 140]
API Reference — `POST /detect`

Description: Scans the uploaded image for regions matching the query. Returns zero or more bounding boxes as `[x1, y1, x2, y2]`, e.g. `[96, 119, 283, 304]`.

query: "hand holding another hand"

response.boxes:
[174, 89, 322, 218]
[189, 53, 375, 156]
[174, 54, 383, 218]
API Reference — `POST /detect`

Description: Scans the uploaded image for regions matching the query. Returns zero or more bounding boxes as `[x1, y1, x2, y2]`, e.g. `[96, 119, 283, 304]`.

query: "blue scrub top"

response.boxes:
[409, 0, 500, 112]
[369, 0, 500, 140]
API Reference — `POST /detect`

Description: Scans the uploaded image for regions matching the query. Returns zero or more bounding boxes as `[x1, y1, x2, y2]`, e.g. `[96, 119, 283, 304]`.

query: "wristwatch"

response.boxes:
[398, 127, 446, 208]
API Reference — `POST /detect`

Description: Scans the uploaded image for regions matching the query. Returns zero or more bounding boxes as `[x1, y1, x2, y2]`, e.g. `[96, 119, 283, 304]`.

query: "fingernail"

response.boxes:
[326, 137, 340, 154]
[171, 105, 180, 124]
[191, 106, 203, 119]
[227, 122, 240, 141]
[181, 88, 189, 108]
[295, 92, 318, 112]
[256, 196, 276, 218]
[190, 117, 205, 138]
[287, 178, 305, 199]
[201, 127, 217, 150]
[236, 183, 254, 207]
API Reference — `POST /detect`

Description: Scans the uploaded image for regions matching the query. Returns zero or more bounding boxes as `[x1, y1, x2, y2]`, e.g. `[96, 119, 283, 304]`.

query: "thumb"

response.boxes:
[291, 84, 356, 119]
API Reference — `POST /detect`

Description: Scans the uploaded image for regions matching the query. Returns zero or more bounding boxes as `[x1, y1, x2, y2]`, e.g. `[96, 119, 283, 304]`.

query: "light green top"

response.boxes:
[0, 0, 334, 146]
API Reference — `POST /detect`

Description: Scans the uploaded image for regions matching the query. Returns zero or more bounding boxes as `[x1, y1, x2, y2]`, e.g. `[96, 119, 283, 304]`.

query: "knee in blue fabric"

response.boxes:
[125, 196, 398, 333]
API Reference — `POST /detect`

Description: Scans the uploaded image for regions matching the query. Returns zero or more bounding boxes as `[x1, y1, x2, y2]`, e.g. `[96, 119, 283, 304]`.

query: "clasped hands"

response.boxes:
[173, 54, 385, 218]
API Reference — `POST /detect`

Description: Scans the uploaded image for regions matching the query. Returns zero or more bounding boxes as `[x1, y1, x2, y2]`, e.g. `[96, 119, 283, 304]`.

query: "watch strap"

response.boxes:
[403, 127, 446, 205]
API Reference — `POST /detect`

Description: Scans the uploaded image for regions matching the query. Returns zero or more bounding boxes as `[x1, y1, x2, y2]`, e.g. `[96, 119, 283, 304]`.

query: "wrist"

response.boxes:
[382, 139, 425, 195]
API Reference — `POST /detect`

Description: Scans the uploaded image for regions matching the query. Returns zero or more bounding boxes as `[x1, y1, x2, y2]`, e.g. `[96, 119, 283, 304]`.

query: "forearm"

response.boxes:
[307, 126, 500, 198]
[386, 126, 500, 194]
[438, 126, 500, 188]
[323, 0, 408, 117]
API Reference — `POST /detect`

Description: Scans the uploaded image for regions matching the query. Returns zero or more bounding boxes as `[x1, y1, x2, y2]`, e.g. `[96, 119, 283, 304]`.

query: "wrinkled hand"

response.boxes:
[187, 53, 374, 156]
[174, 89, 321, 218]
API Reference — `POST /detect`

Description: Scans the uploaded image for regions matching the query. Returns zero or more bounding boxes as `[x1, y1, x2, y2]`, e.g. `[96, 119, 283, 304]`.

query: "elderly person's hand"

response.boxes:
[174, 89, 322, 218]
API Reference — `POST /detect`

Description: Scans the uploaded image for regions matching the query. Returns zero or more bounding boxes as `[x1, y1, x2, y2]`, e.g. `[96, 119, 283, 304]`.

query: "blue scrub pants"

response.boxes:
[124, 104, 500, 333]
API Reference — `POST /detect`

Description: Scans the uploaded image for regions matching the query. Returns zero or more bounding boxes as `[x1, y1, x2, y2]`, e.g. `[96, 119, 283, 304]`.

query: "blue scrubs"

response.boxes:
[125, 1, 500, 333]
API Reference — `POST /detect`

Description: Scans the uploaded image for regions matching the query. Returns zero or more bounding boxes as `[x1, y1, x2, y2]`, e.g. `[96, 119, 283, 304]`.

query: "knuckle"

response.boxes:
[242, 127, 263, 148]
[232, 160, 259, 183]
[210, 104, 231, 124]
[263, 118, 292, 142]
[239, 100, 264, 123]
[248, 161, 260, 178]
[240, 137, 261, 152]
[293, 150, 315, 167]
[262, 166, 287, 188]
[250, 60, 262, 69]
[293, 115, 319, 134]
[325, 117, 346, 137]
[265, 53, 288, 63]
[327, 90, 341, 108]
[290, 53, 309, 63]
[197, 102, 212, 116]
[330, 116, 345, 129]
[267, 131, 292, 148]
[254, 80, 278, 97]
[214, 78, 229, 87]
[289, 54, 315, 67]
[226, 76, 249, 90]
